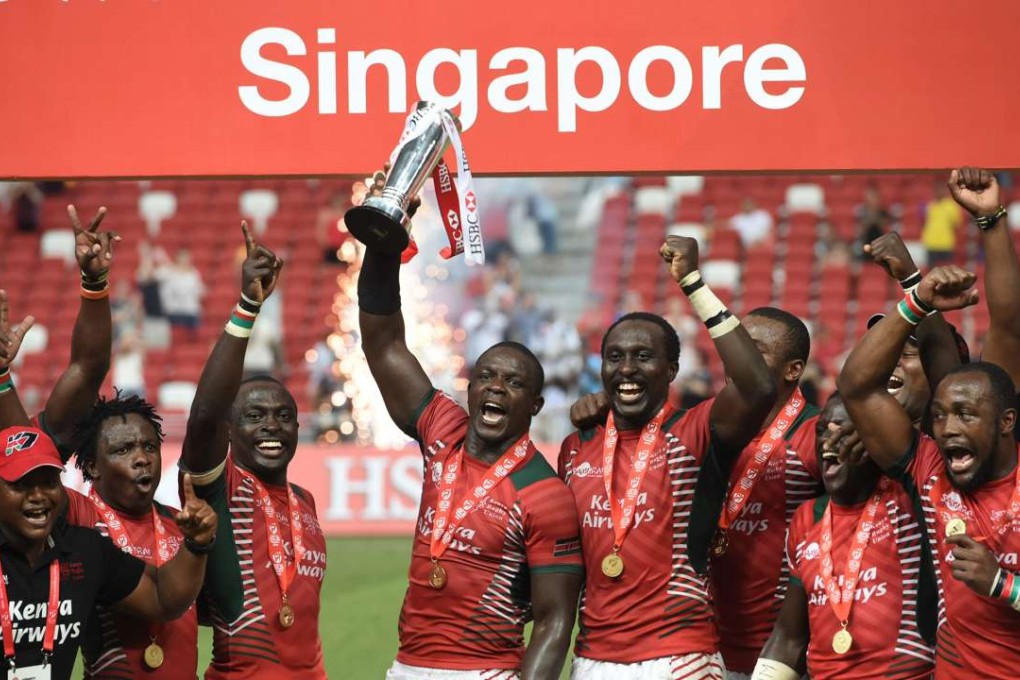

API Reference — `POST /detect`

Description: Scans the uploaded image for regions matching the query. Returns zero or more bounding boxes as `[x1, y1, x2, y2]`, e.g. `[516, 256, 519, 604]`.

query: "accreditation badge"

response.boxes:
[9, 664, 51, 680]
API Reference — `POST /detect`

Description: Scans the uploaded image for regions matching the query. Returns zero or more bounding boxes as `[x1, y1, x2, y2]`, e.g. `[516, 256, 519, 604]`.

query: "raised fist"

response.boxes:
[947, 167, 1002, 220]
[569, 391, 610, 430]
[915, 266, 979, 312]
[864, 232, 917, 281]
[660, 236, 700, 284]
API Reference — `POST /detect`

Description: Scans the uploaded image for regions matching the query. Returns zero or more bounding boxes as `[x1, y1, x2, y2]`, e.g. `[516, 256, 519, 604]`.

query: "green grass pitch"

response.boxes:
[76, 536, 575, 678]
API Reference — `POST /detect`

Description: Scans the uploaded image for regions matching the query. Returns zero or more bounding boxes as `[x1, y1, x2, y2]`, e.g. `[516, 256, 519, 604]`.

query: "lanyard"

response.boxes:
[430, 434, 531, 561]
[929, 461, 1020, 547]
[718, 389, 805, 531]
[239, 469, 306, 601]
[820, 477, 891, 627]
[602, 407, 667, 553]
[0, 556, 59, 669]
[87, 490, 171, 567]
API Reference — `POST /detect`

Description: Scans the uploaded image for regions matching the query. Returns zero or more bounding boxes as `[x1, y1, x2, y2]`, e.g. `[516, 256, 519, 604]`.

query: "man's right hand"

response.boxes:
[569, 392, 610, 430]
[948, 167, 1002, 219]
[69, 205, 119, 278]
[240, 222, 283, 303]
[864, 232, 918, 281]
[660, 236, 700, 284]
[0, 291, 34, 371]
[915, 266, 979, 312]
[367, 162, 421, 217]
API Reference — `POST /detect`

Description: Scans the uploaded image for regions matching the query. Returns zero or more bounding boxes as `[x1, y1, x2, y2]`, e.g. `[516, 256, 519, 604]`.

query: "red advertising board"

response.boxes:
[1, 0, 1018, 178]
[78, 442, 558, 535]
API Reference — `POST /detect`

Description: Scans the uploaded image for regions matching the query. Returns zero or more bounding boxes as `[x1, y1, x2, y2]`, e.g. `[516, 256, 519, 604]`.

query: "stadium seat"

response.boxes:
[139, 190, 178, 238]
[240, 189, 280, 236]
[158, 381, 198, 412]
[634, 187, 672, 216]
[702, 260, 741, 291]
[785, 184, 826, 215]
[665, 176, 705, 197]
[667, 223, 707, 251]
[903, 240, 927, 269]
[14, 325, 48, 364]
[39, 230, 75, 263]
[1009, 201, 1020, 230]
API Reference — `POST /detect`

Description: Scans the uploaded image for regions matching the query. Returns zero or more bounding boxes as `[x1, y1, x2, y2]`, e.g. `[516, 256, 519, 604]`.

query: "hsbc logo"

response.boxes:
[465, 191, 477, 213]
[5, 432, 38, 457]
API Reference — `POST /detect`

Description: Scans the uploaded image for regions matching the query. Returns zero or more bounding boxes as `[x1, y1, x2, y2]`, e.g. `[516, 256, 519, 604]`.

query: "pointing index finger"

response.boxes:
[241, 221, 256, 255]
[182, 473, 196, 504]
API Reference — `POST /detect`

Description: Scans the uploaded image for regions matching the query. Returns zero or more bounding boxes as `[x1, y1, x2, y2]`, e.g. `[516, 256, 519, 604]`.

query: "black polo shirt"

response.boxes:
[0, 522, 145, 679]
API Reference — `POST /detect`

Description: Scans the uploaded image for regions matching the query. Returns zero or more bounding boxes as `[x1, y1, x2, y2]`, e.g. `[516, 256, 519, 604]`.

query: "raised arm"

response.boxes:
[112, 475, 217, 621]
[0, 291, 34, 427]
[752, 582, 808, 679]
[838, 267, 978, 469]
[947, 167, 1020, 387]
[357, 173, 431, 435]
[520, 571, 582, 680]
[864, 231, 962, 395]
[41, 206, 117, 452]
[660, 236, 776, 452]
[181, 223, 282, 474]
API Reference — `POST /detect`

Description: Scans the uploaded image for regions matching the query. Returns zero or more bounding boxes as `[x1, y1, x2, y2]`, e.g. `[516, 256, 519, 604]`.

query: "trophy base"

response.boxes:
[344, 199, 411, 254]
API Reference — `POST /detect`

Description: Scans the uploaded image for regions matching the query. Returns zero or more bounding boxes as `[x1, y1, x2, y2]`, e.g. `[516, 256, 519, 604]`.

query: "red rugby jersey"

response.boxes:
[64, 489, 199, 680]
[787, 488, 934, 679]
[194, 457, 328, 680]
[397, 391, 584, 670]
[558, 400, 719, 663]
[890, 436, 1020, 679]
[711, 409, 822, 673]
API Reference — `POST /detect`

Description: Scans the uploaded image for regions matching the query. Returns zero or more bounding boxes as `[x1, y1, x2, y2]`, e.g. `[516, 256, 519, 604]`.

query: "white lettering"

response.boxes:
[416, 48, 479, 130]
[348, 49, 408, 114]
[324, 456, 390, 520]
[627, 45, 692, 111]
[317, 28, 337, 114]
[743, 43, 806, 110]
[556, 46, 621, 133]
[702, 45, 744, 108]
[238, 27, 310, 117]
[488, 48, 547, 113]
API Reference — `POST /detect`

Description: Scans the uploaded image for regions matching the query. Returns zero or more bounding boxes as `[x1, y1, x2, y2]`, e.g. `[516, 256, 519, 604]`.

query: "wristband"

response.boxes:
[358, 249, 402, 315]
[80, 269, 109, 286]
[184, 535, 216, 555]
[897, 289, 934, 326]
[990, 567, 1020, 611]
[0, 368, 11, 395]
[899, 271, 922, 293]
[750, 658, 800, 680]
[81, 270, 110, 299]
[224, 300, 258, 338]
[680, 271, 741, 339]
[240, 292, 263, 309]
[975, 206, 1007, 231]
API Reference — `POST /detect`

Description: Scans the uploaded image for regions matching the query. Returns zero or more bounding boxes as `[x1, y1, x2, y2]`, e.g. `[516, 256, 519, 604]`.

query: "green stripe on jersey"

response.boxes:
[510, 452, 558, 491]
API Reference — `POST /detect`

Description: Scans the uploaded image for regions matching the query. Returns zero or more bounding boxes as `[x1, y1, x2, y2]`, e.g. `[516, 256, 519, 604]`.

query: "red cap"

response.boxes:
[0, 427, 63, 482]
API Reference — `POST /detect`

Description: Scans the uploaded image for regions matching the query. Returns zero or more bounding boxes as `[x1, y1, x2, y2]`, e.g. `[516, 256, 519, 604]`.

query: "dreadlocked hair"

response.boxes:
[73, 390, 165, 482]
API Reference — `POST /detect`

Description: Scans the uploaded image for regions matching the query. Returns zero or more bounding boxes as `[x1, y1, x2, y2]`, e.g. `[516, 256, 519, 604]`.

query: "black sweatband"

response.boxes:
[899, 271, 922, 291]
[704, 310, 733, 329]
[681, 277, 705, 297]
[185, 535, 216, 555]
[358, 248, 402, 315]
[237, 297, 261, 315]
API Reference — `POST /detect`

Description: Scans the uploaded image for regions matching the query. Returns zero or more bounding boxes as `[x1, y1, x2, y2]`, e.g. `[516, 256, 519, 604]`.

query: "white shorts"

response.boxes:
[385, 660, 521, 680]
[571, 653, 725, 680]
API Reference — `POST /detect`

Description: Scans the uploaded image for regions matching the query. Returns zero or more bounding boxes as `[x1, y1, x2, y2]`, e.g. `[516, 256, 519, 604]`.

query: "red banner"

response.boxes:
[1, 0, 1018, 178]
[58, 443, 558, 536]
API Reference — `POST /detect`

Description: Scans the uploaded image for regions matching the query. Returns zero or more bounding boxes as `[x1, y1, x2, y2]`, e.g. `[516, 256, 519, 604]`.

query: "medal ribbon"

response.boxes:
[718, 388, 806, 532]
[239, 469, 307, 600]
[87, 489, 172, 567]
[820, 477, 891, 626]
[602, 407, 668, 553]
[0, 557, 59, 666]
[430, 434, 531, 562]
[928, 458, 1020, 546]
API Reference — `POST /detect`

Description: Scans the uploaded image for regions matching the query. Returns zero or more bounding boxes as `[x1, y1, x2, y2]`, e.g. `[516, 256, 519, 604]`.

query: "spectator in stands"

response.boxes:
[111, 280, 144, 343]
[615, 289, 646, 319]
[111, 328, 147, 400]
[853, 184, 892, 258]
[531, 307, 583, 442]
[921, 178, 963, 265]
[661, 296, 704, 386]
[729, 196, 773, 248]
[317, 190, 354, 265]
[508, 291, 542, 345]
[460, 289, 513, 372]
[157, 249, 205, 336]
[136, 240, 168, 319]
[525, 191, 559, 254]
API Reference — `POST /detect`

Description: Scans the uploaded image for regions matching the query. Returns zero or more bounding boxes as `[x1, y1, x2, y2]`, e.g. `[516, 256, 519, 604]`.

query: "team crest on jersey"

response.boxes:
[804, 542, 820, 560]
[431, 461, 443, 485]
[4, 431, 38, 457]
[942, 491, 964, 513]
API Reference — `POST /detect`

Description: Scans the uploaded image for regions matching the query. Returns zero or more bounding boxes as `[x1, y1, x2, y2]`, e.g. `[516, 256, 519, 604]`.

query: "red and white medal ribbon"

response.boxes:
[929, 459, 1020, 546]
[430, 434, 531, 562]
[88, 489, 172, 567]
[820, 477, 891, 629]
[718, 389, 806, 534]
[602, 408, 667, 554]
[239, 469, 307, 604]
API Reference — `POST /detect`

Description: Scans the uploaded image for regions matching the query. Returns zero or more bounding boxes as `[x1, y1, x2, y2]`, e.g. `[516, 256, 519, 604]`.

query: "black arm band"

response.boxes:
[358, 248, 402, 315]
[185, 535, 216, 555]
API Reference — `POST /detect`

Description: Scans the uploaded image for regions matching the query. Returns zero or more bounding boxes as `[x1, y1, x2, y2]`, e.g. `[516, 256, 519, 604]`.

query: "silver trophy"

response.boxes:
[345, 101, 461, 254]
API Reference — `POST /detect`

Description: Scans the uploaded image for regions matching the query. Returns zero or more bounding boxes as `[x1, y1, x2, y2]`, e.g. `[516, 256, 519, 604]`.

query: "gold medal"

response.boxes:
[278, 602, 296, 629]
[428, 561, 448, 589]
[945, 518, 967, 537]
[601, 553, 624, 578]
[832, 628, 853, 655]
[711, 531, 728, 557]
[143, 642, 165, 669]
